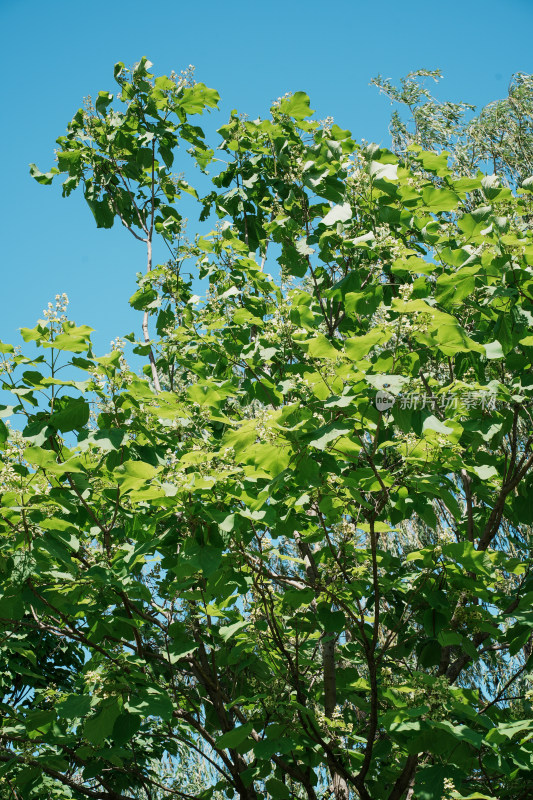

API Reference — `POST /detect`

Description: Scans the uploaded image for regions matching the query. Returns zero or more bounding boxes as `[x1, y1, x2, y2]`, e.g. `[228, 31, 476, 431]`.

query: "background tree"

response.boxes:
[1, 58, 533, 800]
[372, 68, 533, 187]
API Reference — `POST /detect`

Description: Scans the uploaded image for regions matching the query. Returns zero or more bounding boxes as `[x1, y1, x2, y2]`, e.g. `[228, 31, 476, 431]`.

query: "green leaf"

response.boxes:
[20, 325, 46, 343]
[126, 689, 173, 721]
[245, 443, 292, 476]
[473, 464, 498, 480]
[215, 722, 254, 749]
[95, 91, 113, 114]
[413, 765, 451, 800]
[84, 699, 121, 746]
[322, 203, 352, 226]
[30, 163, 59, 185]
[345, 329, 391, 360]
[370, 161, 398, 181]
[422, 416, 454, 436]
[278, 92, 314, 120]
[442, 541, 495, 576]
[179, 83, 220, 114]
[423, 609, 447, 636]
[427, 317, 485, 356]
[45, 325, 93, 352]
[421, 186, 458, 212]
[436, 265, 480, 306]
[219, 620, 248, 642]
[130, 286, 159, 310]
[295, 237, 315, 256]
[0, 591, 24, 620]
[198, 545, 223, 576]
[307, 423, 351, 451]
[413, 150, 451, 175]
[317, 605, 345, 631]
[484, 340, 505, 359]
[112, 712, 142, 745]
[484, 719, 533, 743]
[265, 778, 290, 799]
[25, 709, 56, 737]
[57, 694, 93, 720]
[418, 638, 441, 667]
[115, 460, 158, 490]
[23, 446, 85, 474]
[305, 334, 341, 360]
[49, 399, 90, 432]
[86, 195, 115, 229]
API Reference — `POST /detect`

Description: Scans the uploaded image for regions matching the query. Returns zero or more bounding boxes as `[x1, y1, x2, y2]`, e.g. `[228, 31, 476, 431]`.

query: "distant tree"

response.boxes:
[1, 58, 533, 800]
[372, 68, 533, 186]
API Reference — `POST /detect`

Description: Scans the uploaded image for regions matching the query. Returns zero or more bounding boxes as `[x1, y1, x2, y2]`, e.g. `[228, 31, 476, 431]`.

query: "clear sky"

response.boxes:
[2, 0, 533, 354]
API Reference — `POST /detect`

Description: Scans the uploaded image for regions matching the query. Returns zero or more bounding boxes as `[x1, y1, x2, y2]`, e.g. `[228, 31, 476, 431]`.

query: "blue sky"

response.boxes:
[2, 0, 533, 354]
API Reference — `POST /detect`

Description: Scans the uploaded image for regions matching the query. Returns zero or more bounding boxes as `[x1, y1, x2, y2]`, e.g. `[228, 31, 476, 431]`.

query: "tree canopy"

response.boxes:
[1, 58, 533, 800]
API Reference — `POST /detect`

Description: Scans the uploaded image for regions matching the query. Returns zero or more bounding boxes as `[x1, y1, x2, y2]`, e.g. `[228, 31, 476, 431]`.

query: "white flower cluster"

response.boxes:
[110, 337, 126, 353]
[255, 408, 278, 444]
[263, 305, 296, 345]
[318, 115, 335, 132]
[439, 528, 456, 544]
[43, 293, 69, 326]
[271, 91, 292, 109]
[371, 305, 392, 327]
[398, 431, 420, 451]
[164, 447, 187, 488]
[399, 283, 414, 301]
[110, 337, 132, 383]
[443, 777, 456, 799]
[402, 674, 450, 715]
[373, 224, 409, 260]
[0, 345, 21, 375]
[170, 64, 196, 90]
[84, 669, 101, 685]
[0, 461, 18, 491]
[0, 428, 26, 492]
[83, 668, 112, 698]
[402, 311, 433, 336]
[337, 518, 357, 537]
[88, 368, 106, 392]
[191, 401, 214, 432]
[371, 300, 433, 339]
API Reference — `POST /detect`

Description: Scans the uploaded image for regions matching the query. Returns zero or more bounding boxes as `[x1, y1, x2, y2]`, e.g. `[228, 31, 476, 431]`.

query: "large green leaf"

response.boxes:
[215, 722, 254, 749]
[84, 699, 121, 746]
[57, 694, 93, 720]
[49, 399, 90, 432]
[278, 92, 314, 120]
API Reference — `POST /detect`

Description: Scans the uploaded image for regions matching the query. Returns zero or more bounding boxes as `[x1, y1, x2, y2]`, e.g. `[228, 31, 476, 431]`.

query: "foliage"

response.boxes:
[372, 69, 533, 188]
[1, 58, 533, 800]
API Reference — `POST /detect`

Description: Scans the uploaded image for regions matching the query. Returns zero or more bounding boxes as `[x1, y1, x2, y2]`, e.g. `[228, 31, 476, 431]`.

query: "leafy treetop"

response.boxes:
[0, 58, 532, 800]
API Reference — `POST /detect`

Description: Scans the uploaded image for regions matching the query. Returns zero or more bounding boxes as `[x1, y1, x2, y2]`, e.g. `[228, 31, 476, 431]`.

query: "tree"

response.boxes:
[371, 68, 533, 187]
[1, 57, 533, 800]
